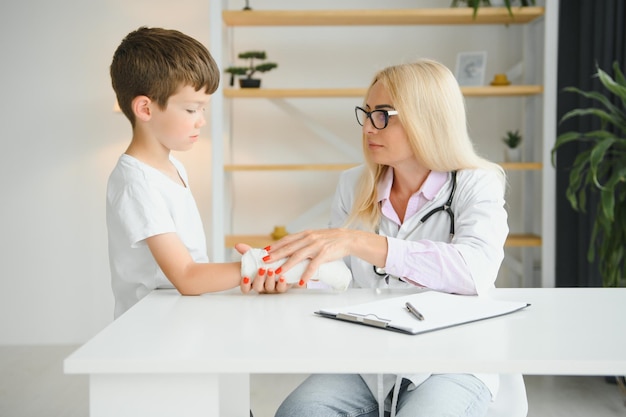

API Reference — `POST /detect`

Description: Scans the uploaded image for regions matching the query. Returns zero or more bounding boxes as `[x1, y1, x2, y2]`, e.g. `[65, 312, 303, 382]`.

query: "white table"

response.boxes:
[64, 288, 626, 417]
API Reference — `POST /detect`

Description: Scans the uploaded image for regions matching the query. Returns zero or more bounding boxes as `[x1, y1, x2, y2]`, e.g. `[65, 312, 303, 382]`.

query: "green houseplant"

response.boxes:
[224, 51, 278, 88]
[502, 129, 522, 162]
[503, 129, 522, 148]
[551, 61, 626, 287]
[451, 0, 536, 18]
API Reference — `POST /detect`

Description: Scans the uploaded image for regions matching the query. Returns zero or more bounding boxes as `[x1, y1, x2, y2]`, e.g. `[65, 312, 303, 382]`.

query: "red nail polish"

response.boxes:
[299, 279, 305, 286]
[279, 277, 285, 283]
[262, 255, 271, 262]
[264, 245, 271, 251]
[243, 277, 250, 284]
[275, 267, 282, 275]
[267, 270, 274, 277]
[258, 268, 266, 276]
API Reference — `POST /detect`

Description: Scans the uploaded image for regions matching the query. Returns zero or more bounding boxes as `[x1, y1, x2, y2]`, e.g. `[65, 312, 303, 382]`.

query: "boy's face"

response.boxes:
[149, 85, 211, 152]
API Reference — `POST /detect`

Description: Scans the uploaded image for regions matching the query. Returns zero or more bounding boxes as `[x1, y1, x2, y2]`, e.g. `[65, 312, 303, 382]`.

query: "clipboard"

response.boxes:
[315, 291, 530, 335]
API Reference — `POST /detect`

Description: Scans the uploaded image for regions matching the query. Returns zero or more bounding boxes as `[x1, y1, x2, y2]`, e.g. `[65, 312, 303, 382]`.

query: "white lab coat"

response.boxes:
[328, 165, 509, 413]
[330, 165, 508, 295]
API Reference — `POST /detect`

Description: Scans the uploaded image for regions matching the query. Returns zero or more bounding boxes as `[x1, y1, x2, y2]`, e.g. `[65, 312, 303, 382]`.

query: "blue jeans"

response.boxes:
[274, 374, 491, 417]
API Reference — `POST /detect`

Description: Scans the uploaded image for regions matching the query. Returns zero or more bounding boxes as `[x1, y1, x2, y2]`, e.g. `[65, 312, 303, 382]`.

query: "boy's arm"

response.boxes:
[146, 232, 241, 295]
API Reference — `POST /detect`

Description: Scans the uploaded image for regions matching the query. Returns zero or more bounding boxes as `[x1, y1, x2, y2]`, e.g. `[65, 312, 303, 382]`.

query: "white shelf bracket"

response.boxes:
[270, 99, 361, 161]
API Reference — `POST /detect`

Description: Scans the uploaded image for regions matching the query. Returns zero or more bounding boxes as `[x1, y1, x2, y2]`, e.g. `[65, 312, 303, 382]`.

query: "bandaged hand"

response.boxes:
[241, 248, 352, 291]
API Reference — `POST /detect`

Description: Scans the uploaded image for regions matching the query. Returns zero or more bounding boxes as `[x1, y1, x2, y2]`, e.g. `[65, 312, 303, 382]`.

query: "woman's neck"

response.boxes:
[391, 165, 431, 197]
[389, 165, 431, 223]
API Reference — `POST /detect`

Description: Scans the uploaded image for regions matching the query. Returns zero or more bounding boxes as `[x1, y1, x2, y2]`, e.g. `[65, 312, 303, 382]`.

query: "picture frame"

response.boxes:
[455, 51, 487, 86]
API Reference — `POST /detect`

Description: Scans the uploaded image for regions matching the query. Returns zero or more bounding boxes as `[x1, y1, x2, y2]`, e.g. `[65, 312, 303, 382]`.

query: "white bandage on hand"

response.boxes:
[240, 248, 352, 291]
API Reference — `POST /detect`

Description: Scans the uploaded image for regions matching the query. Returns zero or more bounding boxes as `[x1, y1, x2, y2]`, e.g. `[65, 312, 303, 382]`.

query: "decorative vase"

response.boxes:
[239, 78, 261, 88]
[271, 225, 288, 240]
[504, 147, 522, 162]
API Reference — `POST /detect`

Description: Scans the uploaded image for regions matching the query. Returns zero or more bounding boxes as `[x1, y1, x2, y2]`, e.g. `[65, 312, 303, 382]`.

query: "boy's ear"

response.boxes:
[132, 95, 152, 122]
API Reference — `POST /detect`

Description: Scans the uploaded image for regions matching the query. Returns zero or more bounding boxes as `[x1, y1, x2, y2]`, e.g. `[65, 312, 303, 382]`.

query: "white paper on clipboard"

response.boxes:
[315, 291, 529, 335]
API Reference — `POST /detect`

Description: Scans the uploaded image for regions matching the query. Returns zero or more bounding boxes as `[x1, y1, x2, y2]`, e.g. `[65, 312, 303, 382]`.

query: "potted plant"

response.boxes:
[551, 61, 626, 287]
[224, 51, 278, 88]
[450, 0, 536, 18]
[502, 129, 522, 162]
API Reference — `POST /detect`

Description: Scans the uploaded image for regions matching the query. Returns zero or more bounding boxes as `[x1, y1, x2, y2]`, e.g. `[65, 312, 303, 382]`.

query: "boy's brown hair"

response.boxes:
[110, 26, 219, 126]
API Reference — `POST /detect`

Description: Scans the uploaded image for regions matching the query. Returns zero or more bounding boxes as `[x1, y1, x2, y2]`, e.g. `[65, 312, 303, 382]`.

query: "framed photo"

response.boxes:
[455, 51, 487, 86]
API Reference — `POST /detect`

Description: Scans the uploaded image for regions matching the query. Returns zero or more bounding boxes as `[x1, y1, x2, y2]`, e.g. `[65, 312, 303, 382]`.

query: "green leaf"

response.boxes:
[588, 136, 616, 188]
[587, 220, 598, 262]
[566, 153, 589, 211]
[562, 86, 614, 111]
[599, 188, 615, 222]
[597, 66, 626, 109]
[552, 132, 588, 167]
[561, 86, 626, 131]
[255, 63, 278, 73]
[224, 66, 248, 75]
[612, 61, 626, 88]
[238, 51, 266, 60]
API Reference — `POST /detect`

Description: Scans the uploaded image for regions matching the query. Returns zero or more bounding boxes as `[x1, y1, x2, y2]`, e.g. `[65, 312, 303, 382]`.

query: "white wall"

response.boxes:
[0, 0, 534, 345]
[0, 0, 212, 344]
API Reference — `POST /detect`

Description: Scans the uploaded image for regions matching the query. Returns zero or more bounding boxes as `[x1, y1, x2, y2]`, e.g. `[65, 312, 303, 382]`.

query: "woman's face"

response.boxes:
[362, 81, 416, 169]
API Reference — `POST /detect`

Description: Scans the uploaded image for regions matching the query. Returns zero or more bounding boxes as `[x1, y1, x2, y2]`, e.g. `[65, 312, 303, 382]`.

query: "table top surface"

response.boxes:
[65, 287, 626, 376]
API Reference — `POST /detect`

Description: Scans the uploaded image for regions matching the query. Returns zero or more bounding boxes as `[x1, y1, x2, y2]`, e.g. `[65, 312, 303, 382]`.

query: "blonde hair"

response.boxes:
[347, 59, 504, 229]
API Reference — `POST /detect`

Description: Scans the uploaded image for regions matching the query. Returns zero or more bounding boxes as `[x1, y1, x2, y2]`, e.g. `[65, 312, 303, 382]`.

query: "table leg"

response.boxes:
[90, 373, 219, 417]
[220, 374, 251, 416]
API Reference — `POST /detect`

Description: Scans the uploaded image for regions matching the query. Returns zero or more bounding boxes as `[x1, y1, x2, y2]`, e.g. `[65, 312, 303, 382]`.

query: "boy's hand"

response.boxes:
[236, 243, 290, 294]
[240, 267, 291, 294]
[234, 243, 252, 255]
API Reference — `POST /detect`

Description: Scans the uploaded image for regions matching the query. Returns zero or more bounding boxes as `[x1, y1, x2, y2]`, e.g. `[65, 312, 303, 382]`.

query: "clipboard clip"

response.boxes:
[337, 312, 391, 328]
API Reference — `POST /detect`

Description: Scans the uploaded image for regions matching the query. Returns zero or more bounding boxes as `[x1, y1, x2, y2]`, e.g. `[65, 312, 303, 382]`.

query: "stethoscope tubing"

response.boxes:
[418, 170, 457, 236]
[373, 170, 457, 278]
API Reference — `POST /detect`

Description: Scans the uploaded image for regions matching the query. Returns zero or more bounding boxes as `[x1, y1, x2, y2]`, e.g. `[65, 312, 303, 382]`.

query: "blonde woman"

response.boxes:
[247, 59, 509, 417]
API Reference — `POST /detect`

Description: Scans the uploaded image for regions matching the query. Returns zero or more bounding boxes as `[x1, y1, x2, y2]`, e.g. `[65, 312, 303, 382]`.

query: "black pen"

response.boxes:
[405, 302, 425, 321]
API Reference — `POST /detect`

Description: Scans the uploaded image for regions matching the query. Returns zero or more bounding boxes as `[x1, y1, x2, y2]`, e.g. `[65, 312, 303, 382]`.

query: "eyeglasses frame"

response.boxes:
[354, 106, 399, 130]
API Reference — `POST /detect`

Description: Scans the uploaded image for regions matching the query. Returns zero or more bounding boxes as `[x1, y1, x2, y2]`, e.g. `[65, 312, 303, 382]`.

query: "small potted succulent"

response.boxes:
[502, 129, 523, 162]
[450, 0, 536, 18]
[224, 51, 278, 88]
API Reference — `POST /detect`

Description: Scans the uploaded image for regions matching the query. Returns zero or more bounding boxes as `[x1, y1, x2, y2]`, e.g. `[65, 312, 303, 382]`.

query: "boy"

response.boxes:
[107, 27, 251, 318]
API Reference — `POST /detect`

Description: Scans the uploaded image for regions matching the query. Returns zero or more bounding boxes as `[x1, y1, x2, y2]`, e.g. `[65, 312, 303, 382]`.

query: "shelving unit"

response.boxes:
[209, 2, 558, 287]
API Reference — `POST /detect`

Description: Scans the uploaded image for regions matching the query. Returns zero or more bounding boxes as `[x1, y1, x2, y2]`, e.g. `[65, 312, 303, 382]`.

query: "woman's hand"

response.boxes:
[263, 228, 387, 287]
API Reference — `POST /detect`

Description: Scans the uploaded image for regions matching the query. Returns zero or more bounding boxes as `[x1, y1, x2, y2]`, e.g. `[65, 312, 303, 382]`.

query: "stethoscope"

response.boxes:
[373, 170, 458, 280]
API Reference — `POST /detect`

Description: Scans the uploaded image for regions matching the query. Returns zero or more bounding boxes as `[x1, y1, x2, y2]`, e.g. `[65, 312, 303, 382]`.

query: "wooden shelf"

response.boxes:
[223, 7, 545, 26]
[500, 162, 542, 171]
[505, 234, 542, 247]
[226, 233, 541, 249]
[223, 85, 543, 99]
[225, 163, 357, 171]
[463, 85, 543, 96]
[224, 88, 364, 98]
[226, 235, 277, 249]
[224, 162, 541, 172]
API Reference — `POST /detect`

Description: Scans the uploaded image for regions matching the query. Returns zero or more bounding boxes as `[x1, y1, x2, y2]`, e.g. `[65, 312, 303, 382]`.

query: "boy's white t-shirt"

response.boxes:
[106, 154, 208, 318]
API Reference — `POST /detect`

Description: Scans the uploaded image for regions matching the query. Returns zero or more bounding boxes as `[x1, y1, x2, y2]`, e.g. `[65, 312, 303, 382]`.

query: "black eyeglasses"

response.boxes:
[355, 106, 399, 130]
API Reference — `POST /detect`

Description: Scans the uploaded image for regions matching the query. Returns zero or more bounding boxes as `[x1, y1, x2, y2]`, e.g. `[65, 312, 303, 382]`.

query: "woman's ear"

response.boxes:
[132, 95, 152, 122]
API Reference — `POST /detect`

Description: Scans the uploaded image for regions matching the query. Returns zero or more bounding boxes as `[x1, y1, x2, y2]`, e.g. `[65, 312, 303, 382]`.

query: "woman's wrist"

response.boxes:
[352, 230, 387, 268]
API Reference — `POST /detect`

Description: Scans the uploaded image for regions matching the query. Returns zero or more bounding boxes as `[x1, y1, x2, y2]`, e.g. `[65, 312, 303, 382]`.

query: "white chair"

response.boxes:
[486, 374, 528, 417]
